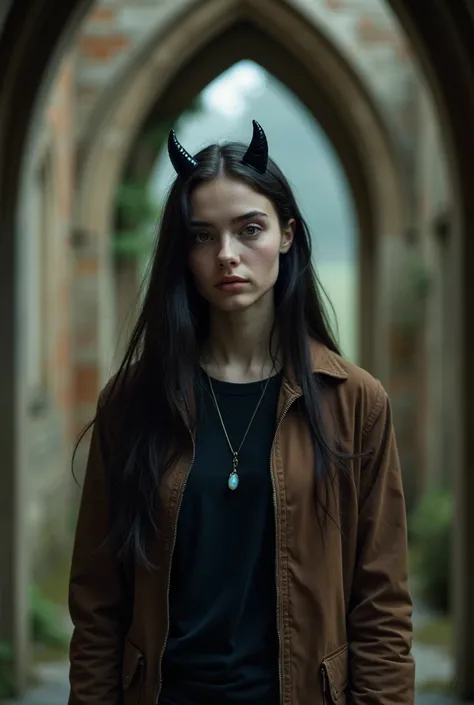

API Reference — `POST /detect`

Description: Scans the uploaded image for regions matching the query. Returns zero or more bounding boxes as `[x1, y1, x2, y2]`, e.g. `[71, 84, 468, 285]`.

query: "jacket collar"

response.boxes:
[309, 338, 348, 379]
[282, 338, 348, 397]
[178, 339, 348, 424]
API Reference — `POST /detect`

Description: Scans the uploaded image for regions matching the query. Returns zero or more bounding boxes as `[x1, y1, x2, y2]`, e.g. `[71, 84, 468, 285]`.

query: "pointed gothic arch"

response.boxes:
[76, 0, 405, 388]
[1, 0, 474, 698]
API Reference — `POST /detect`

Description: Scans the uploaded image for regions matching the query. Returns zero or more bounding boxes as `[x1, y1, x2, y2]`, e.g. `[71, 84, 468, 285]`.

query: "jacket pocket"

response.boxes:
[122, 638, 145, 703]
[320, 643, 348, 704]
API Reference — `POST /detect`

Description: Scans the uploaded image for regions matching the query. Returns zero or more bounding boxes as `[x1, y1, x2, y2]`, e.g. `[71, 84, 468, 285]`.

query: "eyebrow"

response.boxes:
[189, 210, 269, 227]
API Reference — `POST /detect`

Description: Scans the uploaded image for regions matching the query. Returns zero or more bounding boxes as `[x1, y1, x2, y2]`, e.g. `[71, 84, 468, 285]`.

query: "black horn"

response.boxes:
[168, 129, 198, 180]
[242, 120, 268, 173]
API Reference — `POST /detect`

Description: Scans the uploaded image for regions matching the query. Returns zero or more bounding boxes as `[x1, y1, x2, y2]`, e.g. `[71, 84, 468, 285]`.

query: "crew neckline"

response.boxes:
[200, 368, 283, 396]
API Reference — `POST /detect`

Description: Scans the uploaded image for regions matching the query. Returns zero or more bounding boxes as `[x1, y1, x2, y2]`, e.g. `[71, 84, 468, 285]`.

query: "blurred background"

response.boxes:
[1, 0, 472, 702]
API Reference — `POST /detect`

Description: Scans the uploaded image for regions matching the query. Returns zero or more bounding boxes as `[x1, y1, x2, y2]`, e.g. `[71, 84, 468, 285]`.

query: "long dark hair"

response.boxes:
[75, 140, 348, 567]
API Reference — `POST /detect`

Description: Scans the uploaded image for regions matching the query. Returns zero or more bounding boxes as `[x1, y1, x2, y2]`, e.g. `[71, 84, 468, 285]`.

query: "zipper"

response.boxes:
[269, 393, 299, 704]
[155, 428, 196, 705]
[321, 664, 328, 704]
[137, 655, 144, 704]
[154, 390, 297, 704]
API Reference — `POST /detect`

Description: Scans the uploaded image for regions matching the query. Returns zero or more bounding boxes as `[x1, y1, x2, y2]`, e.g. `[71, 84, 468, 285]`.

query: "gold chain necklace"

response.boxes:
[206, 371, 274, 491]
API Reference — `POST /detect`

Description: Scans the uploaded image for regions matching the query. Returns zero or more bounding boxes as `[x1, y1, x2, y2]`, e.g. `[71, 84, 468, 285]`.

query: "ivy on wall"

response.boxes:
[113, 179, 160, 257]
[390, 245, 433, 330]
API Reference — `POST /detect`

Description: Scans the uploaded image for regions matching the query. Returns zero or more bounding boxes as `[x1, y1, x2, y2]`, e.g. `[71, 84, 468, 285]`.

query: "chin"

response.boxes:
[213, 297, 254, 313]
[208, 291, 260, 313]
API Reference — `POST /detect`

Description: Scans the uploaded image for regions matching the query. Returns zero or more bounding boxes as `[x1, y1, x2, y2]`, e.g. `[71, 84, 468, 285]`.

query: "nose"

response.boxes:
[216, 233, 239, 268]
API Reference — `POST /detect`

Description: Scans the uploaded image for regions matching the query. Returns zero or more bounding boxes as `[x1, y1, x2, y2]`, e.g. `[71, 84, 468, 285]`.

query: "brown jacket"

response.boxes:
[68, 340, 414, 705]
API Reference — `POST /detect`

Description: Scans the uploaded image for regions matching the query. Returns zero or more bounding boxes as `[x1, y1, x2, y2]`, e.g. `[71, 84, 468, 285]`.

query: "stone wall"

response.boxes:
[23, 0, 446, 568]
[23, 54, 77, 575]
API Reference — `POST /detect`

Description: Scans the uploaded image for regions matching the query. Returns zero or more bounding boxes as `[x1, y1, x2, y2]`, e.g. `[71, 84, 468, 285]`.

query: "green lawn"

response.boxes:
[415, 615, 452, 653]
[316, 261, 357, 363]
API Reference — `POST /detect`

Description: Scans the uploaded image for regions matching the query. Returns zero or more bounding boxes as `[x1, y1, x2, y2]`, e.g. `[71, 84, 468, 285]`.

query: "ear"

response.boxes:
[280, 218, 296, 254]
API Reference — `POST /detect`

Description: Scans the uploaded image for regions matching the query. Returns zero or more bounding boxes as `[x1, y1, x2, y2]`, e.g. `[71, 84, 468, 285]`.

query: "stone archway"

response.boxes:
[386, 2, 474, 697]
[1, 0, 474, 698]
[0, 0, 96, 692]
[75, 0, 405, 394]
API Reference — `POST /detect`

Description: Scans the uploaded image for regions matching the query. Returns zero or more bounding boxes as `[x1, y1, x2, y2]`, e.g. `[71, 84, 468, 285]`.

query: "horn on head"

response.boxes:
[167, 129, 198, 180]
[242, 120, 268, 173]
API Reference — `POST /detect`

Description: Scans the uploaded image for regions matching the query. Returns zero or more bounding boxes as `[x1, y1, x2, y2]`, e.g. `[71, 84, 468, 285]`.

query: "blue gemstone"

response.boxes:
[228, 473, 239, 490]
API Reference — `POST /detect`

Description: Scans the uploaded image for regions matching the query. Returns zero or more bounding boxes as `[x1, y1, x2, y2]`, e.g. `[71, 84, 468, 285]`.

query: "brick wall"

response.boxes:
[43, 55, 75, 437]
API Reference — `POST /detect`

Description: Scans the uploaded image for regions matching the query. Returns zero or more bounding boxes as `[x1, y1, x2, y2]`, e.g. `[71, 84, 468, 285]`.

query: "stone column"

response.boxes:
[71, 221, 117, 474]
[114, 257, 140, 362]
[0, 178, 31, 697]
[453, 210, 474, 699]
[71, 231, 102, 481]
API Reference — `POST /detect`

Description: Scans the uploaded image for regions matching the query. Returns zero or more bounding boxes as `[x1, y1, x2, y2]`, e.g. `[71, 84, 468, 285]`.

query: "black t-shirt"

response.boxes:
[159, 371, 282, 705]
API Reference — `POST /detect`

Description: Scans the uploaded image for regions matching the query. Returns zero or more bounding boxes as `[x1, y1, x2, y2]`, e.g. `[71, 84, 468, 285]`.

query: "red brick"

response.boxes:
[88, 7, 115, 22]
[78, 34, 130, 61]
[357, 17, 395, 44]
[75, 365, 99, 405]
[77, 257, 99, 275]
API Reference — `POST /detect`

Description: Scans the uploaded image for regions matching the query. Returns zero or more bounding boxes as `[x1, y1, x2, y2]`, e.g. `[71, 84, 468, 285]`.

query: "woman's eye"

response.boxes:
[195, 231, 211, 243]
[242, 224, 261, 237]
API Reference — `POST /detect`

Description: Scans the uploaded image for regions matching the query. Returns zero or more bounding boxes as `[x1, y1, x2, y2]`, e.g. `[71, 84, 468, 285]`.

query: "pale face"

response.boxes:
[188, 176, 294, 313]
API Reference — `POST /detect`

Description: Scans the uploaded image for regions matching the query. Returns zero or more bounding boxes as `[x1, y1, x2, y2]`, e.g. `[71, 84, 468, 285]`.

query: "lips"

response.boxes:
[216, 276, 248, 286]
[215, 276, 249, 291]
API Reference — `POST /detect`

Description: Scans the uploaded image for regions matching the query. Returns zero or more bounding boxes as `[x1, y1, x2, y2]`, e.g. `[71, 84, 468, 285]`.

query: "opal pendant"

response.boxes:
[228, 472, 239, 491]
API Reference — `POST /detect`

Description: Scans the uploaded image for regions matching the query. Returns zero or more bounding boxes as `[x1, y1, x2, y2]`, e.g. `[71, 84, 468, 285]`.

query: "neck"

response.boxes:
[203, 294, 280, 382]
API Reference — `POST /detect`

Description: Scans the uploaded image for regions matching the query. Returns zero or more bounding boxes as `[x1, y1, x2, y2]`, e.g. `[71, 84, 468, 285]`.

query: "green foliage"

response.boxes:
[113, 230, 155, 257]
[409, 489, 452, 613]
[391, 248, 432, 330]
[144, 124, 173, 151]
[0, 641, 13, 698]
[29, 585, 69, 651]
[113, 180, 160, 259]
[0, 587, 70, 697]
[115, 180, 159, 229]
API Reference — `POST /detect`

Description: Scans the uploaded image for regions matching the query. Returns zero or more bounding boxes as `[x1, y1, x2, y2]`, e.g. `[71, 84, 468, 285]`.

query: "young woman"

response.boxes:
[68, 121, 414, 705]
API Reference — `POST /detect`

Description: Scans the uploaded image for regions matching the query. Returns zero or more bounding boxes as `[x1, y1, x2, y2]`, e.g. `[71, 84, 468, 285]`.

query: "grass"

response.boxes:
[417, 678, 454, 694]
[316, 261, 357, 363]
[414, 615, 452, 653]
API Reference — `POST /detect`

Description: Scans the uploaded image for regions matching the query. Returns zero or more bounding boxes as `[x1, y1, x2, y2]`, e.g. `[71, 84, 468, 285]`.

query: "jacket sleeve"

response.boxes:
[68, 403, 131, 704]
[347, 382, 415, 704]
